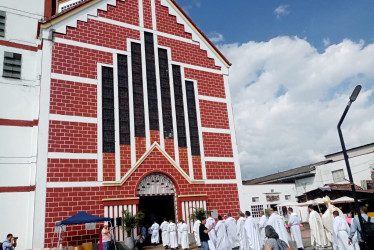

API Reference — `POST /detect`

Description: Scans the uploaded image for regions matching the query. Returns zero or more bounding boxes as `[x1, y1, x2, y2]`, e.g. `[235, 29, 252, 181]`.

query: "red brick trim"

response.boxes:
[0, 119, 39, 127]
[178, 195, 207, 202]
[0, 186, 36, 193]
[103, 198, 140, 206]
[0, 40, 39, 52]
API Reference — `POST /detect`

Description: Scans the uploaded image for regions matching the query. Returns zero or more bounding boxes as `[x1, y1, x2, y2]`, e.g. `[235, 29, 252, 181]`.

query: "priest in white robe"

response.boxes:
[226, 213, 240, 249]
[322, 196, 344, 246]
[193, 219, 201, 247]
[308, 205, 329, 248]
[333, 211, 353, 250]
[258, 211, 267, 248]
[267, 207, 290, 247]
[177, 219, 182, 246]
[180, 220, 189, 250]
[150, 220, 160, 245]
[244, 211, 261, 250]
[168, 219, 178, 249]
[236, 212, 247, 250]
[215, 215, 230, 250]
[288, 207, 304, 250]
[160, 218, 170, 248]
[206, 213, 217, 250]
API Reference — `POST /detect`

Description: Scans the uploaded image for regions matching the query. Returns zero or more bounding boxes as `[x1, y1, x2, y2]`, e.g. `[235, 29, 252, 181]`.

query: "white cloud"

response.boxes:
[219, 37, 374, 180]
[208, 32, 224, 43]
[323, 37, 331, 47]
[274, 5, 290, 19]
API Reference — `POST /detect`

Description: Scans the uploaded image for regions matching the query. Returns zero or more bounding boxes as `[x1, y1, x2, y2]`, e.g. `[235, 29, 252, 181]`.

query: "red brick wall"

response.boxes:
[47, 158, 98, 182]
[48, 121, 97, 153]
[135, 137, 146, 160]
[202, 132, 233, 157]
[103, 153, 115, 181]
[179, 147, 189, 175]
[206, 161, 236, 179]
[143, 0, 152, 29]
[150, 130, 160, 145]
[56, 19, 140, 51]
[44, 149, 240, 248]
[164, 138, 175, 159]
[199, 100, 229, 129]
[120, 144, 131, 176]
[184, 68, 226, 98]
[98, 0, 139, 26]
[192, 155, 203, 179]
[50, 79, 97, 117]
[155, 0, 192, 39]
[51, 43, 112, 79]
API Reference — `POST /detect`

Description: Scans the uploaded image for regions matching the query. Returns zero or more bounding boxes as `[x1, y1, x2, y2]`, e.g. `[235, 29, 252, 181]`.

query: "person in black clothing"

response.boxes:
[199, 217, 214, 250]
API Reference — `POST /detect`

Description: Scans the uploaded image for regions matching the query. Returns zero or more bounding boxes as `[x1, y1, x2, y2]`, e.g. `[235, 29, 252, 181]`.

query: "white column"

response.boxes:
[113, 54, 121, 181]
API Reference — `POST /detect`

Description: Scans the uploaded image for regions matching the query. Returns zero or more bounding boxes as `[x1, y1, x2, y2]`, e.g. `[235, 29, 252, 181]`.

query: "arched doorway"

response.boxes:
[137, 173, 177, 227]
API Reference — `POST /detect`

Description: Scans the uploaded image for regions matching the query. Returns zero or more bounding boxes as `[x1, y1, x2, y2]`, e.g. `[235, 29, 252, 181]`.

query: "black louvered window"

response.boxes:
[131, 42, 145, 137]
[172, 65, 186, 147]
[3, 52, 21, 79]
[0, 11, 5, 37]
[118, 54, 130, 145]
[185, 81, 200, 155]
[102, 66, 115, 153]
[144, 32, 159, 131]
[158, 49, 173, 139]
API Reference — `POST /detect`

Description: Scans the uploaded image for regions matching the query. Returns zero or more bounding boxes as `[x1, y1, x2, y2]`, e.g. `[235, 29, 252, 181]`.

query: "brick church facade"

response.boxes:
[1, 0, 242, 248]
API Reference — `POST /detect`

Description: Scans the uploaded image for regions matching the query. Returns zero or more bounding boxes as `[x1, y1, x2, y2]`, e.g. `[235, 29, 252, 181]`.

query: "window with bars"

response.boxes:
[251, 205, 263, 218]
[3, 52, 21, 79]
[0, 11, 5, 37]
[101, 66, 115, 153]
[117, 54, 130, 145]
[158, 48, 173, 139]
[172, 65, 186, 147]
[185, 80, 200, 155]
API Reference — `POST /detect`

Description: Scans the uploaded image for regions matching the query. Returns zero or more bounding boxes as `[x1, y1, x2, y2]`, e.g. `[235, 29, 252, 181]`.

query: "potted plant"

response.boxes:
[189, 207, 207, 221]
[121, 210, 145, 250]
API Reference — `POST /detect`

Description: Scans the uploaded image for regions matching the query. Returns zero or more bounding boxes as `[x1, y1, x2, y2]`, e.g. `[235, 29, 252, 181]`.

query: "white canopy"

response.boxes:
[276, 201, 301, 207]
[331, 196, 355, 204]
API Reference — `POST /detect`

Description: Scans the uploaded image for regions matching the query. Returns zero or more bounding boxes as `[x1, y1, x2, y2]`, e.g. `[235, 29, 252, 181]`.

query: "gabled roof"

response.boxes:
[40, 0, 231, 67]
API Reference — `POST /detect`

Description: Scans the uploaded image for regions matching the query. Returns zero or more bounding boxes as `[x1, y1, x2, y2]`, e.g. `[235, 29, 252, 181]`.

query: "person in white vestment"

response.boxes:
[177, 219, 183, 246]
[236, 212, 247, 250]
[333, 211, 353, 250]
[168, 219, 178, 249]
[288, 207, 304, 250]
[180, 220, 189, 250]
[266, 207, 290, 247]
[226, 213, 240, 249]
[215, 215, 230, 250]
[193, 219, 201, 247]
[308, 205, 329, 248]
[150, 220, 160, 245]
[244, 211, 261, 250]
[258, 211, 268, 248]
[160, 218, 170, 248]
[322, 196, 344, 246]
[206, 212, 217, 250]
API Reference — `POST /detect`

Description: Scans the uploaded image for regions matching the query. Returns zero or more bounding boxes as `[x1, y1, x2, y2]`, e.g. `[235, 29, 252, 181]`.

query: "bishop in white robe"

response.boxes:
[333, 211, 353, 250]
[322, 196, 344, 245]
[160, 219, 170, 247]
[215, 216, 230, 250]
[150, 221, 160, 244]
[288, 208, 304, 249]
[180, 221, 189, 250]
[226, 213, 240, 249]
[258, 211, 267, 248]
[244, 211, 261, 250]
[168, 220, 178, 249]
[267, 208, 289, 247]
[308, 205, 329, 248]
[236, 212, 247, 250]
[193, 219, 201, 247]
[206, 215, 217, 250]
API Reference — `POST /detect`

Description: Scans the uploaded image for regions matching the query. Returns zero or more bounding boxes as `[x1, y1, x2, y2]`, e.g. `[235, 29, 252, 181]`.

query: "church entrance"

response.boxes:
[137, 173, 177, 228]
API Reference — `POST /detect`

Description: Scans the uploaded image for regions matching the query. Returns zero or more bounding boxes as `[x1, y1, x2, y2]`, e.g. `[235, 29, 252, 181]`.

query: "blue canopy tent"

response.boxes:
[55, 211, 112, 249]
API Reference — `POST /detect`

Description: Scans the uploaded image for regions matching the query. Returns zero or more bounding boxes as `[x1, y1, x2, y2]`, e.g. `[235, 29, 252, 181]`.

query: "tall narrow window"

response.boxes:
[0, 11, 5, 37]
[102, 66, 115, 153]
[172, 65, 186, 147]
[158, 48, 173, 139]
[185, 80, 200, 155]
[131, 42, 145, 137]
[3, 52, 21, 79]
[117, 54, 130, 145]
[144, 32, 159, 131]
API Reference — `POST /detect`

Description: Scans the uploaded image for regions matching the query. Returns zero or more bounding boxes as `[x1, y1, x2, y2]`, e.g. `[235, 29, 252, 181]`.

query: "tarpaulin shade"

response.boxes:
[56, 211, 111, 226]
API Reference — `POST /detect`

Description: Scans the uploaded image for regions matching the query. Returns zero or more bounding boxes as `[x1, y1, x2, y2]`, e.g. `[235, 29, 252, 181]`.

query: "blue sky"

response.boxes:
[175, 0, 374, 180]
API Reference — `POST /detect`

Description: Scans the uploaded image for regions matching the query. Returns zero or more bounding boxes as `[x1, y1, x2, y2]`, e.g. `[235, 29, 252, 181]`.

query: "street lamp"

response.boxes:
[337, 85, 368, 248]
